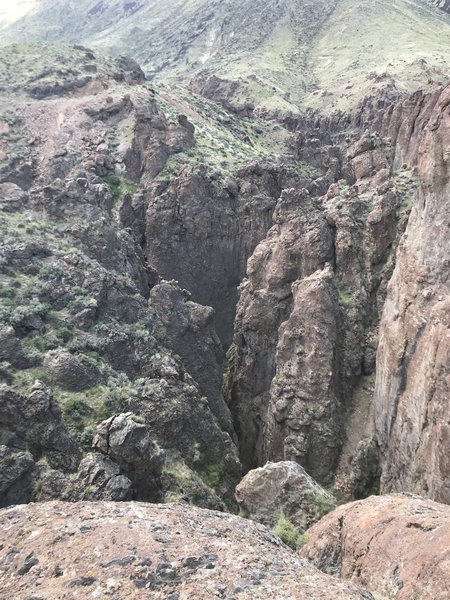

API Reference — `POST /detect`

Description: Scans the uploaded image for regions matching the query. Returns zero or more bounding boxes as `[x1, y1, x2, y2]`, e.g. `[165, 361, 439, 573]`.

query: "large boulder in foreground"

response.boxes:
[0, 501, 373, 600]
[301, 494, 450, 600]
[235, 461, 336, 530]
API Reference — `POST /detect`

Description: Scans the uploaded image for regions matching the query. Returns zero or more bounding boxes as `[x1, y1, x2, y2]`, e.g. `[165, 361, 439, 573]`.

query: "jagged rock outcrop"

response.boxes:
[301, 494, 450, 600]
[93, 412, 165, 500]
[0, 48, 245, 510]
[0, 500, 374, 599]
[0, 382, 81, 472]
[1, 33, 450, 519]
[235, 461, 335, 530]
[36, 453, 134, 502]
[225, 134, 408, 485]
[43, 348, 102, 391]
[145, 162, 304, 345]
[0, 382, 81, 506]
[150, 280, 233, 433]
[373, 84, 450, 502]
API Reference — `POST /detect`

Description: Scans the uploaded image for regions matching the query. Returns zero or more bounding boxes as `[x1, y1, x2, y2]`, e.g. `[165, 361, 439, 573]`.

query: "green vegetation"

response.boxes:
[1, 0, 449, 113]
[337, 283, 353, 307]
[391, 168, 419, 213]
[314, 494, 335, 520]
[162, 459, 221, 505]
[104, 173, 139, 203]
[273, 512, 307, 550]
[0, 42, 125, 102]
[201, 463, 224, 488]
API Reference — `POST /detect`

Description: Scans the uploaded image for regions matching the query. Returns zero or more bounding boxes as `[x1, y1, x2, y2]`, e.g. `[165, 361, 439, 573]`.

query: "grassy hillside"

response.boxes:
[0, 0, 449, 111]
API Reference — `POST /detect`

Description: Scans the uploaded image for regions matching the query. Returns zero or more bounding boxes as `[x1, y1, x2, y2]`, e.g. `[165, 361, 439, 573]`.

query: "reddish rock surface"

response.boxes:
[301, 494, 450, 600]
[374, 84, 450, 502]
[0, 501, 373, 600]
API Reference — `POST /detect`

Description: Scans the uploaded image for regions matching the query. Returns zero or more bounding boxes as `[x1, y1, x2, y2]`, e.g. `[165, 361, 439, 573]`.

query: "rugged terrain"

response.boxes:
[1, 0, 450, 112]
[0, 16, 449, 507]
[0, 1, 449, 598]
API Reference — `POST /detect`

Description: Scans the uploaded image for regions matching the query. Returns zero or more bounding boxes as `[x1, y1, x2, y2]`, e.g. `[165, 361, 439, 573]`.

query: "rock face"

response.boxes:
[150, 280, 233, 433]
[0, 500, 374, 600]
[43, 348, 102, 391]
[93, 413, 165, 501]
[0, 46, 244, 511]
[226, 130, 408, 486]
[1, 35, 450, 519]
[301, 494, 450, 600]
[0, 382, 81, 507]
[145, 163, 301, 346]
[235, 461, 335, 530]
[373, 85, 450, 502]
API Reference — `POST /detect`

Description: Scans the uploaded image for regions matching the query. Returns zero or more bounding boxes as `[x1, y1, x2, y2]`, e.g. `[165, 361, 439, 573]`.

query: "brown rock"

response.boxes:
[374, 84, 450, 502]
[301, 494, 450, 600]
[0, 500, 373, 599]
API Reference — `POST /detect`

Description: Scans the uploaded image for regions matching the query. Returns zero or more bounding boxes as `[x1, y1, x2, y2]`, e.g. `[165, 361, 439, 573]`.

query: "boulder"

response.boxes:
[43, 349, 101, 391]
[36, 453, 133, 502]
[301, 494, 450, 600]
[0, 382, 81, 506]
[0, 326, 30, 369]
[0, 182, 28, 212]
[235, 461, 336, 530]
[0, 446, 35, 508]
[0, 382, 81, 472]
[93, 413, 164, 501]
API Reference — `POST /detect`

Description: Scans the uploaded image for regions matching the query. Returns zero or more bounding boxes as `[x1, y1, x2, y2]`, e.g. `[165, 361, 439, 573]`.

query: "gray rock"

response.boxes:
[0, 383, 81, 506]
[0, 183, 28, 212]
[93, 413, 164, 501]
[0, 446, 35, 507]
[235, 461, 336, 530]
[0, 326, 30, 369]
[43, 349, 101, 392]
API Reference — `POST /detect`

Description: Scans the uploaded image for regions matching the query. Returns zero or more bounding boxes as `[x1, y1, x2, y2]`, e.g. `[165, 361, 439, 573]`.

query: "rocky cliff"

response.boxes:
[0, 2, 449, 598]
[1, 38, 450, 512]
[0, 44, 244, 510]
[373, 85, 450, 502]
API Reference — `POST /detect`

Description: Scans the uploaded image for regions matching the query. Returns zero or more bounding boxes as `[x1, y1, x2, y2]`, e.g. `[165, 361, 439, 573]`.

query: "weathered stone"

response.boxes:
[43, 349, 101, 392]
[93, 413, 164, 501]
[0, 501, 374, 600]
[235, 461, 336, 530]
[0, 382, 81, 472]
[374, 84, 450, 502]
[0, 446, 35, 507]
[0, 182, 28, 212]
[301, 494, 450, 600]
[0, 326, 30, 369]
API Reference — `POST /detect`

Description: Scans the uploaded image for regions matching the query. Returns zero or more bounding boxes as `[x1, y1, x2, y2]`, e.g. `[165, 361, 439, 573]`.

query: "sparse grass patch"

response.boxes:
[337, 283, 353, 307]
[273, 512, 307, 550]
[104, 173, 138, 203]
[201, 463, 224, 488]
[314, 494, 335, 520]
